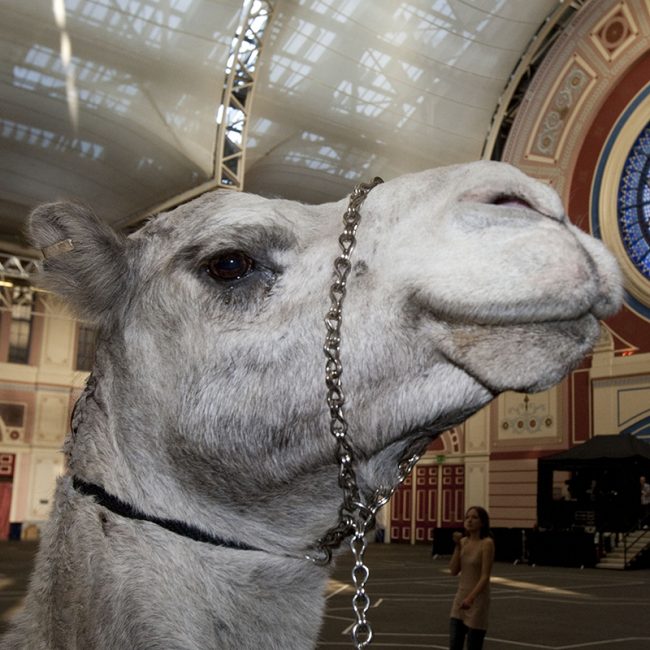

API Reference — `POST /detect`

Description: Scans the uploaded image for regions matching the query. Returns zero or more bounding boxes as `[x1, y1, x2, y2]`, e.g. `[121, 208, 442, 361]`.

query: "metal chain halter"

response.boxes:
[314, 177, 426, 648]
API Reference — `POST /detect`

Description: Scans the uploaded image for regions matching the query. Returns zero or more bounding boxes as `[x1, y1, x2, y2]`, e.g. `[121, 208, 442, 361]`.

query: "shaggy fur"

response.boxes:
[1, 162, 621, 649]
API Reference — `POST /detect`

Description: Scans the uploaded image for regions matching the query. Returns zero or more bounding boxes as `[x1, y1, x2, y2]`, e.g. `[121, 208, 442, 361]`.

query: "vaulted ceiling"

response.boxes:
[1, 0, 563, 249]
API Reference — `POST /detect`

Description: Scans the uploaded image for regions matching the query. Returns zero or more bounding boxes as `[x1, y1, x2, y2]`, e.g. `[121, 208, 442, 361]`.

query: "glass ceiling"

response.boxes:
[0, 0, 560, 244]
[0, 0, 241, 241]
[244, 0, 560, 202]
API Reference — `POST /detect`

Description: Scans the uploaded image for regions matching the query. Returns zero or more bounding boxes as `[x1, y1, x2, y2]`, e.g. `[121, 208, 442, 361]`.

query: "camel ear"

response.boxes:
[28, 202, 128, 322]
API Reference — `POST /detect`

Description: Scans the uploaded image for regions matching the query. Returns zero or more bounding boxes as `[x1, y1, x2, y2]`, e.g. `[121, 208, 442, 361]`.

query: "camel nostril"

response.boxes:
[490, 194, 534, 210]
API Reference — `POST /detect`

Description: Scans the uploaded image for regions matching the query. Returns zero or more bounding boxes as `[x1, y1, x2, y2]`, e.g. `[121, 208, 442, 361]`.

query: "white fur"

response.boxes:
[0, 161, 621, 649]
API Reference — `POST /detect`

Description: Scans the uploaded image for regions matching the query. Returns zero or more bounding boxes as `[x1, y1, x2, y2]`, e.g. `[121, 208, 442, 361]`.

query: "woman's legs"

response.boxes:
[466, 626, 486, 650]
[449, 617, 467, 650]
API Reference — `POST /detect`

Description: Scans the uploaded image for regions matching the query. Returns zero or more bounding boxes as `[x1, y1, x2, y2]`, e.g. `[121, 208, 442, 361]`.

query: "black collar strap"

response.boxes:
[72, 476, 264, 553]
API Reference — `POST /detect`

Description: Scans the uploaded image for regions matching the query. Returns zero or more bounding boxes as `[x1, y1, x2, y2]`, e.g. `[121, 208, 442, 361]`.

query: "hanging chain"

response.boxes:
[311, 177, 426, 649]
[345, 447, 424, 648]
[317, 177, 384, 560]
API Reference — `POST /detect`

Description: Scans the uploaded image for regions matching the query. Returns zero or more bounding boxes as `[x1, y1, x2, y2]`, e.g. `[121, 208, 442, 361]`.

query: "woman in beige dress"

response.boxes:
[449, 506, 495, 650]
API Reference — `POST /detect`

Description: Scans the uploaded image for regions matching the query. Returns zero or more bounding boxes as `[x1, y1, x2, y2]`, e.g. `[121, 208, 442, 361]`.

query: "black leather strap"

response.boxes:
[72, 476, 263, 552]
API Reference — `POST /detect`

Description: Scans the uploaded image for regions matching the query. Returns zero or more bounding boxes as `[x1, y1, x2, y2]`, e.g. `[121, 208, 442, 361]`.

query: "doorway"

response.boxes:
[390, 463, 465, 543]
[0, 453, 15, 540]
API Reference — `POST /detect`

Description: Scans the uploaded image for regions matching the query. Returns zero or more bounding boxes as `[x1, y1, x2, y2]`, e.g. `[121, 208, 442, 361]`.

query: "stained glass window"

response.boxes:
[618, 123, 650, 280]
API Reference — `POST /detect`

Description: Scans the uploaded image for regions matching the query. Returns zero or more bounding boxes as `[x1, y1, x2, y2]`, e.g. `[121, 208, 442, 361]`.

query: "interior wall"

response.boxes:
[489, 0, 650, 528]
[0, 296, 84, 532]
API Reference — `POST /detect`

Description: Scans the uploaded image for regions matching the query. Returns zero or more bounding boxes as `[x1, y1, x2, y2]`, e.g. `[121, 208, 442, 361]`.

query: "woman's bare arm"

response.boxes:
[449, 532, 463, 576]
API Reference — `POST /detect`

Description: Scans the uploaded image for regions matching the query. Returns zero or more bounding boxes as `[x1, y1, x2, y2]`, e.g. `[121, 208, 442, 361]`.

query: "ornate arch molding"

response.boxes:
[593, 85, 650, 318]
[499, 0, 650, 349]
[425, 426, 462, 456]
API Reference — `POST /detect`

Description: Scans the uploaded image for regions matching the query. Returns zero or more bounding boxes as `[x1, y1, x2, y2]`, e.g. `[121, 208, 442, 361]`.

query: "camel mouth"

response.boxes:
[363, 312, 600, 467]
[418, 295, 595, 329]
[435, 312, 602, 396]
[360, 312, 600, 468]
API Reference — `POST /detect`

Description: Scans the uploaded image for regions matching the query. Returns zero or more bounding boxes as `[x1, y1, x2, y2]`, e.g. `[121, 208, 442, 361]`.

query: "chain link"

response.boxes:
[311, 177, 427, 648]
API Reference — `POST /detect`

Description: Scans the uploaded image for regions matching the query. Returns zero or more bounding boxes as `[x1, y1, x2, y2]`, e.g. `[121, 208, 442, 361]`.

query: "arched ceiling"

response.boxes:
[0, 0, 242, 246]
[0, 0, 562, 250]
[244, 0, 560, 202]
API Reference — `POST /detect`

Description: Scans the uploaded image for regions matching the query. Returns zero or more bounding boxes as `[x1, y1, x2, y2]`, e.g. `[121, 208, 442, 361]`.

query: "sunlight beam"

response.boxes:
[52, 0, 79, 131]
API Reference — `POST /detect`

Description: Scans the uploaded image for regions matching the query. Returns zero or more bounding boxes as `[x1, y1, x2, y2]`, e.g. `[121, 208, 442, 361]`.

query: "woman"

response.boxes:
[448, 506, 495, 650]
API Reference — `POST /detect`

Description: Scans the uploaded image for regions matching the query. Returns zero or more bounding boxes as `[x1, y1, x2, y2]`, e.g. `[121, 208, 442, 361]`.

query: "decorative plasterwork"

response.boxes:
[481, 1, 585, 161]
[501, 394, 553, 437]
[493, 386, 565, 450]
[590, 1, 639, 62]
[501, 0, 650, 199]
[34, 393, 68, 445]
[525, 55, 597, 164]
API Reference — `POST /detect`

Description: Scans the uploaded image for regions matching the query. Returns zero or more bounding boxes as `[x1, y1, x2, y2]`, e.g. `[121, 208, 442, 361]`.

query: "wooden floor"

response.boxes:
[1, 541, 649, 649]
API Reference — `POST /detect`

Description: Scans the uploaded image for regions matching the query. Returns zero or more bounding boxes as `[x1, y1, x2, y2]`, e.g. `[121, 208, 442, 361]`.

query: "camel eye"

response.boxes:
[204, 251, 254, 281]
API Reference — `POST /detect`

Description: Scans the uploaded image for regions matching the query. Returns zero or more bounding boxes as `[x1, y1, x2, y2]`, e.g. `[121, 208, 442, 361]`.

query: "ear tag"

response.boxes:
[41, 239, 75, 259]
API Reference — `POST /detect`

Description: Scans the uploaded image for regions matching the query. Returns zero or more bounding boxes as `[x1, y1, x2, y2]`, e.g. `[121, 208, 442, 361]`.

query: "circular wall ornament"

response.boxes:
[592, 84, 650, 320]
[618, 123, 650, 280]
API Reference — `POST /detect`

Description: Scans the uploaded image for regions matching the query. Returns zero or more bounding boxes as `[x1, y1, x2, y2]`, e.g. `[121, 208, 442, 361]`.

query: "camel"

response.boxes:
[1, 161, 621, 649]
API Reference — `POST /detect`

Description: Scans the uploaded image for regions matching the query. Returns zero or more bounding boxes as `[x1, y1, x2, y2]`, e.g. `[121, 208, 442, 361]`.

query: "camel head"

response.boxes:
[28, 161, 621, 553]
